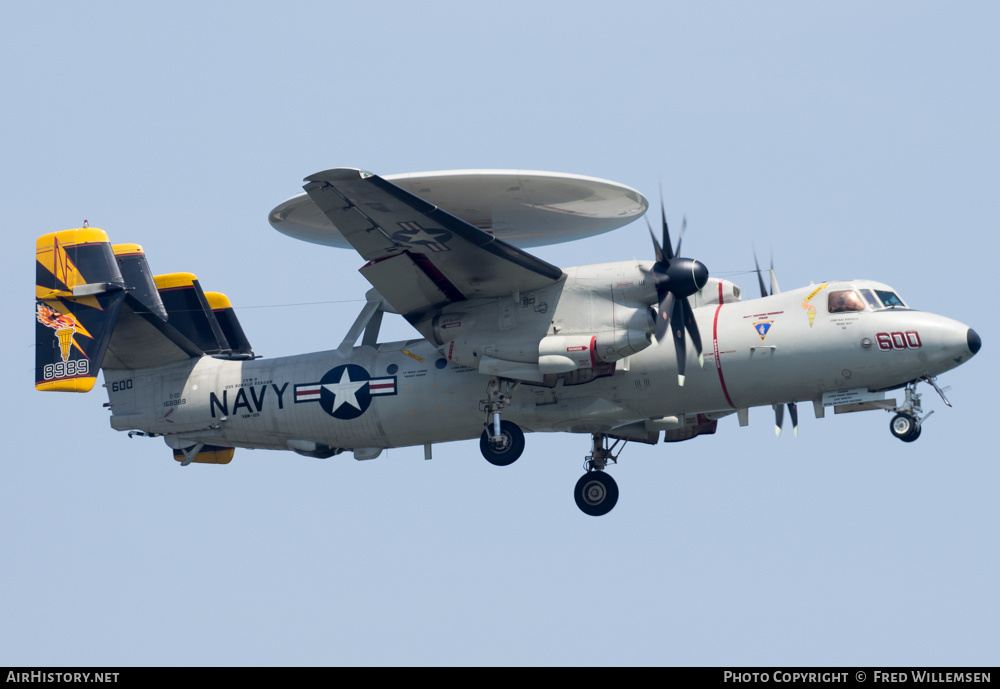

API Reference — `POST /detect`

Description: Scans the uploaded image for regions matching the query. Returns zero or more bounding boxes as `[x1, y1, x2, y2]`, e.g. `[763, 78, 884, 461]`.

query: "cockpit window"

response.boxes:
[859, 289, 881, 309]
[874, 290, 905, 308]
[828, 290, 866, 313]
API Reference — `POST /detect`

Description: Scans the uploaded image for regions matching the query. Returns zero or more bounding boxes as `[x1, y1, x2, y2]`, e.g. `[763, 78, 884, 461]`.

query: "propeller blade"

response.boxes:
[670, 296, 686, 386]
[753, 247, 769, 298]
[680, 297, 704, 368]
[645, 217, 666, 265]
[788, 402, 798, 437]
[769, 249, 781, 295]
[774, 403, 785, 437]
[659, 189, 674, 261]
[654, 292, 674, 344]
[675, 215, 687, 258]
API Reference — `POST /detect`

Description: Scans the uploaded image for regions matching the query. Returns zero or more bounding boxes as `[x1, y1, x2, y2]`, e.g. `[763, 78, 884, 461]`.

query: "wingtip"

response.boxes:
[303, 168, 370, 184]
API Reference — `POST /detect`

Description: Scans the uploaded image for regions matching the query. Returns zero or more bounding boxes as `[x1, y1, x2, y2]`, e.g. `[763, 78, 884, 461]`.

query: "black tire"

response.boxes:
[479, 420, 525, 466]
[890, 413, 921, 443]
[574, 471, 619, 516]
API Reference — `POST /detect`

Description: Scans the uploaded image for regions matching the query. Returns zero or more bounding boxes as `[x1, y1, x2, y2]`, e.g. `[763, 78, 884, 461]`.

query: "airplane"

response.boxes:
[34, 167, 982, 516]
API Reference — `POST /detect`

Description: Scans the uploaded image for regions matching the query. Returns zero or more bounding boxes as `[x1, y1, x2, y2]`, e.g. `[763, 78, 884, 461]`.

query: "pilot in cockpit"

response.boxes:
[828, 289, 867, 313]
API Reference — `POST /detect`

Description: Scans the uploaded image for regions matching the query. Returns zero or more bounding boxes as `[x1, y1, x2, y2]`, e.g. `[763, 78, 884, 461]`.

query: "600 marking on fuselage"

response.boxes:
[876, 331, 922, 351]
[43, 359, 89, 380]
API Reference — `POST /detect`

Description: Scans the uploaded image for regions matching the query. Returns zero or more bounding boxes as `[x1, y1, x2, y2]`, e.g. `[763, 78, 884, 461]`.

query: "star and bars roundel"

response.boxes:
[294, 364, 397, 420]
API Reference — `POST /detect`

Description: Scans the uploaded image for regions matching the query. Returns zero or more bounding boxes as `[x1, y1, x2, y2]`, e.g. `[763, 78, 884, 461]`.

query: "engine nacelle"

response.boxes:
[693, 278, 742, 308]
[538, 303, 654, 374]
[432, 312, 476, 344]
[661, 414, 718, 442]
[429, 263, 661, 379]
[538, 329, 651, 374]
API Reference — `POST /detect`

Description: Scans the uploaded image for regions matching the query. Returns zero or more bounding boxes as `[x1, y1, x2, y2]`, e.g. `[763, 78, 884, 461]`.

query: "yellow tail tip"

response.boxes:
[35, 377, 97, 393]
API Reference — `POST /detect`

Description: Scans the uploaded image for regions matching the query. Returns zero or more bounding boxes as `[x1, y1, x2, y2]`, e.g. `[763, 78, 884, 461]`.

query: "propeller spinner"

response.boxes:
[642, 203, 710, 386]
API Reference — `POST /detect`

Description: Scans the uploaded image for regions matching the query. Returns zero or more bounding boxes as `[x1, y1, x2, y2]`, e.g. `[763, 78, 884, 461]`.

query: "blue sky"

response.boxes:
[2, 1, 997, 666]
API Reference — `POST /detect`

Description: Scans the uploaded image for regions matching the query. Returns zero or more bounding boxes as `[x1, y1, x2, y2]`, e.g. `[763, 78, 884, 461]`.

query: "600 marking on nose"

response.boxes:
[876, 331, 921, 351]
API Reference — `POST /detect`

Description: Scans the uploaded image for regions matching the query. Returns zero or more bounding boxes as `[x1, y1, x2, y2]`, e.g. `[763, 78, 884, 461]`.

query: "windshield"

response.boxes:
[874, 290, 906, 308]
[828, 290, 866, 313]
[859, 289, 881, 309]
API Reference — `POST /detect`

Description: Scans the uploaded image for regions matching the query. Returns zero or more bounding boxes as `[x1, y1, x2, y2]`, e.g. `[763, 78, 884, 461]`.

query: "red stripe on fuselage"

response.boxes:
[712, 301, 736, 409]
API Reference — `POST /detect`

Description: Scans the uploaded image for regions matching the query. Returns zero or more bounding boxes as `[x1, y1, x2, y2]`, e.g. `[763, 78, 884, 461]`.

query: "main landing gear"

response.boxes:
[479, 376, 525, 466]
[888, 376, 952, 443]
[574, 434, 623, 517]
[480, 419, 525, 466]
[476, 378, 624, 516]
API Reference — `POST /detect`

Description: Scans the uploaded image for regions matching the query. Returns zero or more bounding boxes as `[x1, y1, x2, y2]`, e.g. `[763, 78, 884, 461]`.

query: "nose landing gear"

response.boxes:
[574, 434, 624, 516]
[887, 376, 952, 443]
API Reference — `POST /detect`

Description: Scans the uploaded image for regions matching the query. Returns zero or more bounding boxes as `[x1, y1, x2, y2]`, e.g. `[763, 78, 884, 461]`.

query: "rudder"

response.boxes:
[35, 228, 127, 392]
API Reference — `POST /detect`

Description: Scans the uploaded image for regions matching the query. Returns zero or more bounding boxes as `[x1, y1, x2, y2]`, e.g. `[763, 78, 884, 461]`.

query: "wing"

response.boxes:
[302, 169, 564, 320]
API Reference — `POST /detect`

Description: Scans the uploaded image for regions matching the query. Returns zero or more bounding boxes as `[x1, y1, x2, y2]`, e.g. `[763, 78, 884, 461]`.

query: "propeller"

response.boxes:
[773, 402, 798, 438]
[642, 198, 710, 386]
[754, 246, 796, 437]
[752, 245, 780, 297]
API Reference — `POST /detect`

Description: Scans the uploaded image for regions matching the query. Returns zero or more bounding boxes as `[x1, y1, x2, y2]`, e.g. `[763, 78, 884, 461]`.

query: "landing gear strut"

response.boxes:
[479, 376, 524, 466]
[887, 376, 951, 443]
[480, 420, 525, 466]
[574, 434, 624, 516]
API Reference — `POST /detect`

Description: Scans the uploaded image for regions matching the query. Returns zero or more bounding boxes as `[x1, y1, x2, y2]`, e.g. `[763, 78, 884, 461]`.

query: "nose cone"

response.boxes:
[968, 328, 982, 356]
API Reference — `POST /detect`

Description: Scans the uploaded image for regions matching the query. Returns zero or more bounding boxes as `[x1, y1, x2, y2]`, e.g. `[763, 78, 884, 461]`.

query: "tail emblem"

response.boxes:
[36, 303, 82, 362]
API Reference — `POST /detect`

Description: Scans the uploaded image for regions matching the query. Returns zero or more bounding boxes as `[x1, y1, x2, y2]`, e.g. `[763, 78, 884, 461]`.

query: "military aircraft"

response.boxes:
[34, 168, 982, 516]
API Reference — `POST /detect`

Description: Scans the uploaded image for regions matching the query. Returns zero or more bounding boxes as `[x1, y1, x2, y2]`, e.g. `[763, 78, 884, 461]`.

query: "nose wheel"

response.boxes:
[889, 413, 921, 442]
[886, 377, 952, 443]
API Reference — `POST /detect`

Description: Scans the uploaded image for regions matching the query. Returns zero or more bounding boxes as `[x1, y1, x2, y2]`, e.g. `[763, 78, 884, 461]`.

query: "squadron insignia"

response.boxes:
[753, 320, 774, 341]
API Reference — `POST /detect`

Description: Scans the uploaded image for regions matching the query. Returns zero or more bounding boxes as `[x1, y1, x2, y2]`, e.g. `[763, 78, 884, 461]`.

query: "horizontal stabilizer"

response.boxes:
[101, 293, 205, 369]
[36, 229, 260, 386]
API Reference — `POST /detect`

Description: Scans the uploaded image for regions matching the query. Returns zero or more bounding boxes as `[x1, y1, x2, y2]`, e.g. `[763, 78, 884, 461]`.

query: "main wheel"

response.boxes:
[574, 471, 619, 516]
[890, 413, 921, 442]
[479, 420, 525, 466]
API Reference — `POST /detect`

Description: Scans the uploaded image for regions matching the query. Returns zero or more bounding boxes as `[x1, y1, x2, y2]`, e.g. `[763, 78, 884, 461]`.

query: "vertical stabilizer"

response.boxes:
[154, 273, 231, 355]
[35, 229, 127, 392]
[112, 244, 168, 320]
[205, 292, 255, 359]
